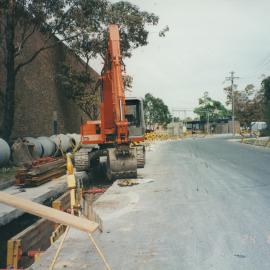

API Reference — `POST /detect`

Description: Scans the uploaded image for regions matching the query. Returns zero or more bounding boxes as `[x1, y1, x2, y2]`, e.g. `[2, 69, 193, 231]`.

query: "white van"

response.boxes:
[251, 122, 267, 132]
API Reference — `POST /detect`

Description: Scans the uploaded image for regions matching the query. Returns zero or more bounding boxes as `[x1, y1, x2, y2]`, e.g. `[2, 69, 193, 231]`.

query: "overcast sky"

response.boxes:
[94, 0, 270, 117]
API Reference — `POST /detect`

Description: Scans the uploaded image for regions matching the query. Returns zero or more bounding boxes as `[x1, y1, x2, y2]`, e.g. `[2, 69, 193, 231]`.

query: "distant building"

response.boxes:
[167, 122, 184, 136]
[186, 120, 206, 133]
[186, 119, 240, 134]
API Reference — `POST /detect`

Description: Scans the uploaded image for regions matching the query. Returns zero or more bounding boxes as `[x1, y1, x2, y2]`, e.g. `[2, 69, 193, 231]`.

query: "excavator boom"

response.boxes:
[101, 25, 129, 144]
[76, 25, 146, 180]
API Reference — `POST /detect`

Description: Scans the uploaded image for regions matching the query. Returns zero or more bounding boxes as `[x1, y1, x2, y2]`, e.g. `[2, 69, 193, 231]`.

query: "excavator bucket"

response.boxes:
[106, 148, 137, 181]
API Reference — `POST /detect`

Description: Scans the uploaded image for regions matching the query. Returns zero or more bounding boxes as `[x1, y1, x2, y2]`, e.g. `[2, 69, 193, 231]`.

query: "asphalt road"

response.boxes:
[33, 137, 270, 270]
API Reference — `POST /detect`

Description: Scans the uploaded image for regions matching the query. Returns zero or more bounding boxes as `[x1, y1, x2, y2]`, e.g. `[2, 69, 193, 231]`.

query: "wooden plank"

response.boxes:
[0, 191, 99, 233]
[29, 167, 65, 181]
[6, 239, 21, 269]
[27, 169, 66, 185]
[7, 218, 54, 269]
[52, 191, 70, 211]
[18, 219, 54, 251]
[6, 190, 72, 269]
[29, 159, 65, 176]
[16, 167, 66, 186]
[23, 168, 66, 187]
[50, 224, 67, 244]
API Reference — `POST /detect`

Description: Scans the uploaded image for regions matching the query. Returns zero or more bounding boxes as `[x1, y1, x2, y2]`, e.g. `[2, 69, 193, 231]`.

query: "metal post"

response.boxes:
[53, 111, 58, 135]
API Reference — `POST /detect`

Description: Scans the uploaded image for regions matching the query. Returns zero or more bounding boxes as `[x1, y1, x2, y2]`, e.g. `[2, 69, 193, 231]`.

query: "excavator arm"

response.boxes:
[100, 25, 129, 144]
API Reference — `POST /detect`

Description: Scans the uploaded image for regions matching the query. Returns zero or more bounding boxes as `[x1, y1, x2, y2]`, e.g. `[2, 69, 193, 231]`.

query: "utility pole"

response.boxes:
[207, 111, 210, 135]
[225, 71, 239, 136]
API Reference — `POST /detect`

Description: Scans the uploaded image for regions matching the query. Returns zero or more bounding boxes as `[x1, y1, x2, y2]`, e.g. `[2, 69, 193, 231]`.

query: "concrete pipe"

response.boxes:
[0, 138, 11, 167]
[59, 134, 73, 152]
[50, 135, 60, 148]
[50, 135, 61, 156]
[50, 134, 72, 154]
[67, 133, 81, 148]
[37, 137, 56, 157]
[24, 137, 43, 158]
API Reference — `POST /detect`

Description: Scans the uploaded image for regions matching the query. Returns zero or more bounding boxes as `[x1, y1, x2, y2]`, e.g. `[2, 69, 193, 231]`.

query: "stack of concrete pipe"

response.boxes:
[24, 134, 81, 159]
[0, 134, 82, 167]
[0, 138, 11, 167]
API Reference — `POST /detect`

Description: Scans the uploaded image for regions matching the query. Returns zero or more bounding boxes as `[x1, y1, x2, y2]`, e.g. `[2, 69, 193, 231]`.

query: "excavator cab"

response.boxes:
[125, 97, 146, 169]
[125, 97, 145, 141]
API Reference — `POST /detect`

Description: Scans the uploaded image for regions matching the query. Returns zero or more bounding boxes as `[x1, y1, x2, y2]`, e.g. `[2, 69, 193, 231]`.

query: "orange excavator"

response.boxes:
[75, 25, 145, 180]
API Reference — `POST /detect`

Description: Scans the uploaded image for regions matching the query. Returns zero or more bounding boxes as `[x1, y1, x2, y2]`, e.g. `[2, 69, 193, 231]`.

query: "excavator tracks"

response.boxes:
[74, 146, 142, 181]
[136, 145, 145, 168]
[74, 148, 90, 172]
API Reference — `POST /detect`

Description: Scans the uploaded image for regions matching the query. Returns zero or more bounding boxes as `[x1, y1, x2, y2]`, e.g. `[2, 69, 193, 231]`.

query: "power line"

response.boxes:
[242, 61, 270, 79]
[241, 52, 270, 79]
[172, 108, 193, 111]
[171, 108, 194, 125]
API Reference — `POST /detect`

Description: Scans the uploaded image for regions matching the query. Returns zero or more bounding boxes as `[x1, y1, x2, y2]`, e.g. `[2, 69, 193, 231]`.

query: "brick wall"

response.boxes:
[0, 26, 99, 138]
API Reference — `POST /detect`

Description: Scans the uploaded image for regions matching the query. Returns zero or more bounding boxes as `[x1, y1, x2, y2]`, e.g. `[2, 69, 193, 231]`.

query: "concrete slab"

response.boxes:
[29, 178, 159, 270]
[0, 176, 67, 225]
[29, 146, 161, 270]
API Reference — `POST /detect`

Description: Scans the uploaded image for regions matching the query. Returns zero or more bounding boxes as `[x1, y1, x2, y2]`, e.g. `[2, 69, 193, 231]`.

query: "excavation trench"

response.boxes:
[0, 168, 111, 269]
[0, 196, 57, 269]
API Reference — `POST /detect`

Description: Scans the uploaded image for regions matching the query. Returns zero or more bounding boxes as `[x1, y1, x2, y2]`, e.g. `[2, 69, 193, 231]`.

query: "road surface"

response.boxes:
[33, 137, 270, 270]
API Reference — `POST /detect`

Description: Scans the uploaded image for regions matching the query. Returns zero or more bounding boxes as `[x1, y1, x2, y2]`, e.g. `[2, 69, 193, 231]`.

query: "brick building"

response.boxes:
[0, 26, 99, 139]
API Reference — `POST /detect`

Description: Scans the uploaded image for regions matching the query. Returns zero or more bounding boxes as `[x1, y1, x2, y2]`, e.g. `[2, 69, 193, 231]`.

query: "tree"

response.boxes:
[143, 93, 172, 130]
[73, 1, 159, 59]
[261, 77, 270, 131]
[194, 92, 231, 121]
[0, 0, 162, 142]
[224, 84, 264, 127]
[56, 64, 99, 120]
[123, 74, 133, 92]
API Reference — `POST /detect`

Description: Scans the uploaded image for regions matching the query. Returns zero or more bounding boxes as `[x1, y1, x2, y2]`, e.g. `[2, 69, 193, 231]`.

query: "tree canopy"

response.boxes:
[67, 0, 160, 64]
[224, 84, 264, 127]
[143, 93, 172, 130]
[261, 77, 270, 131]
[1, 0, 164, 141]
[56, 64, 99, 120]
[194, 92, 231, 121]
